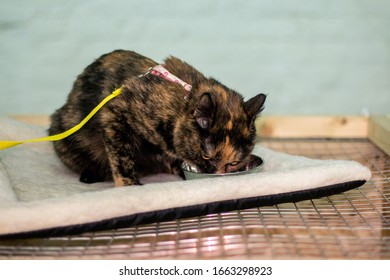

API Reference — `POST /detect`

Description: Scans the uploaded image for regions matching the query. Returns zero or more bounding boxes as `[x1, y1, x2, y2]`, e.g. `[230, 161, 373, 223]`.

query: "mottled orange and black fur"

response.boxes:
[49, 50, 266, 186]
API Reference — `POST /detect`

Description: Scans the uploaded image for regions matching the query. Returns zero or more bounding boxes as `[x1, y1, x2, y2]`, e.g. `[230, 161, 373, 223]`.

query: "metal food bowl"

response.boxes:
[181, 154, 264, 180]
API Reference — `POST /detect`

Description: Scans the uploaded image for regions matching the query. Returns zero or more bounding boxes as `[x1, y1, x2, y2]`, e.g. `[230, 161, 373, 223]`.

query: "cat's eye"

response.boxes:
[229, 161, 240, 166]
[202, 154, 211, 160]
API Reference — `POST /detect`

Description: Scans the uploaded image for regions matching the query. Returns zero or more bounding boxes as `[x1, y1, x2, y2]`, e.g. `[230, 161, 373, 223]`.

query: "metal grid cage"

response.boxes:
[0, 138, 389, 259]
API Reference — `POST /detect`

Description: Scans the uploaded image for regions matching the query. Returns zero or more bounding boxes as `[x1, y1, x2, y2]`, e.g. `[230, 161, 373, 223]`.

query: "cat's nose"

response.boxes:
[215, 165, 231, 174]
[215, 164, 240, 174]
[215, 166, 226, 174]
[222, 164, 241, 173]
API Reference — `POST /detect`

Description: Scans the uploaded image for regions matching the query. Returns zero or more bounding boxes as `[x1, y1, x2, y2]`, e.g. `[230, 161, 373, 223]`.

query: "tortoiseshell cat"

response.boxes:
[49, 50, 266, 186]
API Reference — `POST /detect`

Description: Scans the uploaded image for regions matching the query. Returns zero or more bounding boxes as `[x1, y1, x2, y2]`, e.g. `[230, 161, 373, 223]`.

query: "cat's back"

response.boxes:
[91, 50, 157, 77]
[51, 50, 156, 127]
[74, 50, 157, 97]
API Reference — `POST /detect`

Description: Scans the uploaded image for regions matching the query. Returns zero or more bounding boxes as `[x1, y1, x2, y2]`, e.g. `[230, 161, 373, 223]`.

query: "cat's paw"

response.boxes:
[79, 169, 105, 184]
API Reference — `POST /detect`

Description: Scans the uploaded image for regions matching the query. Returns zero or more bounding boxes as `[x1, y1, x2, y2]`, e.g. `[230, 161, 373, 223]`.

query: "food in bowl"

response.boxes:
[181, 154, 263, 180]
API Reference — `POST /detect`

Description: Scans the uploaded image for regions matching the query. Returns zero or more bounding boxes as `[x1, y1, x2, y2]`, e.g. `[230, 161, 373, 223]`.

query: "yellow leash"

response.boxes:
[0, 86, 123, 151]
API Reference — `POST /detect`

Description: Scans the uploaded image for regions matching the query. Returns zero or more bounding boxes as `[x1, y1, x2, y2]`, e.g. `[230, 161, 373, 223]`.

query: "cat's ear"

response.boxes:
[244, 93, 266, 122]
[194, 93, 215, 130]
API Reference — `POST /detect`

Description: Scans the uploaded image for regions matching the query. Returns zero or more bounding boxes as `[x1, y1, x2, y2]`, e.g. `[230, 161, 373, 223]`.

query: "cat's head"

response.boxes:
[175, 80, 266, 174]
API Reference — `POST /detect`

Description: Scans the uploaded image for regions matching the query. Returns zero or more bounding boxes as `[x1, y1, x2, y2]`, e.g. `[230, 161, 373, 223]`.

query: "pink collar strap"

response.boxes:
[139, 64, 192, 98]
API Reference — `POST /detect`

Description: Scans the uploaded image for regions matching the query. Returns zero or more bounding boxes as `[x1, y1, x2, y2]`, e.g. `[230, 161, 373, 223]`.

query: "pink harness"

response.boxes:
[139, 64, 192, 99]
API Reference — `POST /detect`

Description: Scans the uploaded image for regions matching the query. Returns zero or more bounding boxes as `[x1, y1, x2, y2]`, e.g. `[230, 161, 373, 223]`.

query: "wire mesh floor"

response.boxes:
[0, 138, 389, 259]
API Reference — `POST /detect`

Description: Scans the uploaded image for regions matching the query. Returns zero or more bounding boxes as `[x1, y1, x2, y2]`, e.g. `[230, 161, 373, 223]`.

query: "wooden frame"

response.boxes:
[11, 114, 390, 155]
[256, 116, 369, 138]
[368, 115, 390, 156]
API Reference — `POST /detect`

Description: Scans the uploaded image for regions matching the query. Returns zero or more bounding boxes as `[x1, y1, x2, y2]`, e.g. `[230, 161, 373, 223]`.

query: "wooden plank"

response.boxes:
[256, 116, 369, 138]
[368, 115, 390, 156]
[11, 114, 371, 139]
[11, 115, 50, 127]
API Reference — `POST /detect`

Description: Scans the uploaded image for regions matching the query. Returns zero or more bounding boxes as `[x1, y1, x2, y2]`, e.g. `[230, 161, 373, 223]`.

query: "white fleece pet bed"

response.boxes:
[0, 117, 371, 238]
